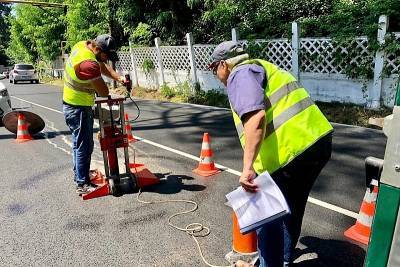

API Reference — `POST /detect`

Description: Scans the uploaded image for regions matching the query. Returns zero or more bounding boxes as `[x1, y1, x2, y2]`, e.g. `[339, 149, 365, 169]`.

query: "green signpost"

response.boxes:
[365, 79, 400, 267]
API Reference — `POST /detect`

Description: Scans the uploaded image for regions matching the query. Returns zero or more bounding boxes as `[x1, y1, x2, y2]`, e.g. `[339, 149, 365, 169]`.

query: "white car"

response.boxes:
[0, 75, 12, 125]
[9, 64, 39, 84]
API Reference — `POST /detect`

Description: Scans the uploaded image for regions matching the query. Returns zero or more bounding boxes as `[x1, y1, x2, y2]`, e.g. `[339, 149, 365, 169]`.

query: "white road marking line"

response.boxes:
[16, 97, 359, 219]
[307, 197, 358, 219]
[11, 96, 63, 114]
[137, 137, 358, 219]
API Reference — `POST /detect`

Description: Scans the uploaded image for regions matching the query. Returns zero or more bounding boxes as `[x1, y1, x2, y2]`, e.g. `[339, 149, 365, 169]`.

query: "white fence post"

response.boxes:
[291, 22, 300, 81]
[128, 41, 139, 87]
[186, 33, 198, 89]
[154, 37, 165, 86]
[232, 28, 239, 42]
[370, 15, 388, 109]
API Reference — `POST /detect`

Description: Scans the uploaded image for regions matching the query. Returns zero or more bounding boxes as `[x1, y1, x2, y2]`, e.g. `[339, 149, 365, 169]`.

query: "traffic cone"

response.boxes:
[344, 180, 379, 245]
[225, 212, 258, 265]
[124, 113, 137, 143]
[15, 113, 33, 143]
[193, 133, 221, 177]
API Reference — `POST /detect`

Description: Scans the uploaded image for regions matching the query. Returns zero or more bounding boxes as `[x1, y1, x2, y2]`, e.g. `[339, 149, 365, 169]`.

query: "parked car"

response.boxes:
[9, 64, 39, 84]
[2, 71, 9, 79]
[0, 75, 12, 126]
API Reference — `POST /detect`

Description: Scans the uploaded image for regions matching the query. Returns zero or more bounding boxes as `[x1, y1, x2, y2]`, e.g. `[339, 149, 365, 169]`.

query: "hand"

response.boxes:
[118, 76, 126, 85]
[239, 169, 258, 193]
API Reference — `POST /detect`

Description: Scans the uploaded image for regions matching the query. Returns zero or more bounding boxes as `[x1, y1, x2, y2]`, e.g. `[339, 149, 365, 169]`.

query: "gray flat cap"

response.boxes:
[209, 41, 245, 68]
[94, 34, 119, 62]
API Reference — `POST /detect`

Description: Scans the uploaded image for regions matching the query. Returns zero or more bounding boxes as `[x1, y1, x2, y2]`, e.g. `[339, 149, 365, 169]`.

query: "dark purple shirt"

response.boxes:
[227, 64, 266, 119]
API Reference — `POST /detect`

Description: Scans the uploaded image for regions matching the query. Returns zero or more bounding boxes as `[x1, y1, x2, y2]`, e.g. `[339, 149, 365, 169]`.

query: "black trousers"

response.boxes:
[271, 132, 333, 262]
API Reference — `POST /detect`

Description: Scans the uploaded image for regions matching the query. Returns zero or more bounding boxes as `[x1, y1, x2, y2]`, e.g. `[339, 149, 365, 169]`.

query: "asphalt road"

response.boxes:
[0, 82, 388, 267]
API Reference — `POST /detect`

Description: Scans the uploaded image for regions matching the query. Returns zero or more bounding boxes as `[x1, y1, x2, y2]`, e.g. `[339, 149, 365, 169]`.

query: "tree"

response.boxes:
[0, 4, 11, 65]
[6, 2, 65, 64]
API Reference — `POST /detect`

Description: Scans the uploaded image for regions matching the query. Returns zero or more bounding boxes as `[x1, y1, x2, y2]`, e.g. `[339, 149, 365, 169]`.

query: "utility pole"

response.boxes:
[0, 0, 67, 8]
[108, 0, 117, 88]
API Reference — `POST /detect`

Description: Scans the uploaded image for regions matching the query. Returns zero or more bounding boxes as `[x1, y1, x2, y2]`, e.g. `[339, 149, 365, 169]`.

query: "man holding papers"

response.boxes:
[210, 41, 333, 267]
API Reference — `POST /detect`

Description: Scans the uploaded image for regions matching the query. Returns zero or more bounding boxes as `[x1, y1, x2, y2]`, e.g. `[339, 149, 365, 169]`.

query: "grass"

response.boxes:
[48, 78, 394, 128]
[316, 101, 392, 127]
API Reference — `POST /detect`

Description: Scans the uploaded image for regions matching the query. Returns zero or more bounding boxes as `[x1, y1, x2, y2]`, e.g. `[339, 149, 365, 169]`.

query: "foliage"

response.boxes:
[175, 81, 192, 100]
[141, 58, 155, 74]
[130, 23, 153, 46]
[3, 0, 400, 86]
[0, 4, 11, 65]
[64, 0, 108, 50]
[6, 2, 65, 64]
[189, 89, 229, 108]
[316, 101, 392, 127]
[160, 84, 175, 98]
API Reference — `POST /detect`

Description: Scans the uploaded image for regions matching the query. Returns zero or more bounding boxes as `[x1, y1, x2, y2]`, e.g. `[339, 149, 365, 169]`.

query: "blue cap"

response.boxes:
[209, 41, 245, 68]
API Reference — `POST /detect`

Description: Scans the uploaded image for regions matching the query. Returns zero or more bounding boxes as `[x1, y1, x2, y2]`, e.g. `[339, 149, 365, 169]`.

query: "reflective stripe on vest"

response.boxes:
[266, 81, 302, 109]
[235, 81, 310, 139]
[231, 59, 333, 174]
[64, 70, 95, 93]
[63, 41, 97, 106]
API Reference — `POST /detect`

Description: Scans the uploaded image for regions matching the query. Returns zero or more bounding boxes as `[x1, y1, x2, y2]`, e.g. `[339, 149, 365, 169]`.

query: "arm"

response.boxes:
[99, 62, 124, 83]
[226, 64, 267, 192]
[75, 60, 110, 97]
[242, 110, 266, 171]
[240, 110, 266, 192]
[90, 78, 109, 97]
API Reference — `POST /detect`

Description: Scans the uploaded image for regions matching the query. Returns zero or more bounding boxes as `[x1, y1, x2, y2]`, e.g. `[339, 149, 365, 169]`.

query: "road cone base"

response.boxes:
[225, 250, 258, 265]
[130, 163, 160, 187]
[128, 137, 137, 143]
[344, 225, 370, 245]
[193, 167, 221, 177]
[15, 137, 33, 143]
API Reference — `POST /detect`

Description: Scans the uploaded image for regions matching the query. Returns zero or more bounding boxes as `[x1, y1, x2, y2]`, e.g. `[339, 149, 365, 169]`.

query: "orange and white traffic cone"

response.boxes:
[193, 132, 221, 177]
[225, 212, 258, 265]
[124, 113, 137, 143]
[15, 113, 33, 143]
[344, 179, 379, 245]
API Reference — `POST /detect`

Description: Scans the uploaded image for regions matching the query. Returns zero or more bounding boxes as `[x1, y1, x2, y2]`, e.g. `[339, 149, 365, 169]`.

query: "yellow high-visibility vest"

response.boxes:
[63, 41, 98, 106]
[231, 59, 333, 174]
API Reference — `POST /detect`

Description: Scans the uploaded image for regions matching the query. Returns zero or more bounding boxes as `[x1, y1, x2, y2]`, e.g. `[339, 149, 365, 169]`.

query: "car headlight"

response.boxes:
[0, 90, 8, 97]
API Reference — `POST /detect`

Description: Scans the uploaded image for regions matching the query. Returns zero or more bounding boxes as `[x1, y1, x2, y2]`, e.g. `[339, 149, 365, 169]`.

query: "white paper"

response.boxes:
[226, 171, 290, 233]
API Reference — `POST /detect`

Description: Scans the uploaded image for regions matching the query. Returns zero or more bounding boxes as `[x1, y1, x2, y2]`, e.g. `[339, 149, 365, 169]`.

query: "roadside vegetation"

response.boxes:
[1, 0, 400, 65]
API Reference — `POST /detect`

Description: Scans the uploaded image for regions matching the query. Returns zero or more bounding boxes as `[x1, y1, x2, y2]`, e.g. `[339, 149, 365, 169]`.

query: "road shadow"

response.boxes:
[0, 133, 17, 140]
[141, 172, 206, 195]
[39, 130, 72, 139]
[293, 236, 365, 267]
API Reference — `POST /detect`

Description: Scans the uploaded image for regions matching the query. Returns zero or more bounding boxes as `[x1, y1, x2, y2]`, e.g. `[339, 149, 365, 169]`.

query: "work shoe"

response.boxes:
[76, 183, 98, 195]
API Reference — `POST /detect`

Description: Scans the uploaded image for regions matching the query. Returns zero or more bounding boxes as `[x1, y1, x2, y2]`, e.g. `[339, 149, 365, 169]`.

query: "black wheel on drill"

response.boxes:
[108, 178, 117, 196]
[109, 178, 123, 197]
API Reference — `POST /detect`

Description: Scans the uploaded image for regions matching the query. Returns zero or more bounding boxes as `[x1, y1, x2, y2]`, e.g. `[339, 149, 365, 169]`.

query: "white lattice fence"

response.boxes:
[300, 37, 374, 74]
[116, 52, 132, 71]
[260, 39, 292, 71]
[130, 47, 159, 71]
[385, 33, 400, 75]
[160, 46, 191, 71]
[194, 45, 216, 71]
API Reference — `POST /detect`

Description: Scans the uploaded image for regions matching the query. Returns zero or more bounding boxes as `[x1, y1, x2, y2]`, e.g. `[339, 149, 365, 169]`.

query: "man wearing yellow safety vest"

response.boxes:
[210, 41, 333, 267]
[63, 34, 126, 195]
